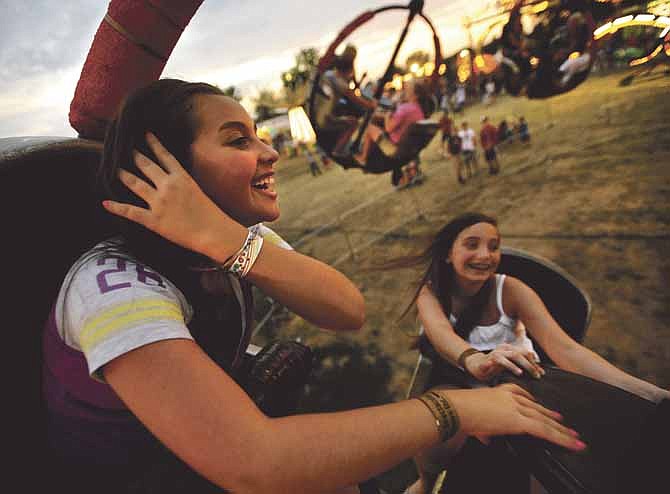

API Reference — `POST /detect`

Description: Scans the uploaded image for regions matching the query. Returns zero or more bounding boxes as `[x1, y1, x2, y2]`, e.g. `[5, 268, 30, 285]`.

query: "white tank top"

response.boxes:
[449, 274, 538, 359]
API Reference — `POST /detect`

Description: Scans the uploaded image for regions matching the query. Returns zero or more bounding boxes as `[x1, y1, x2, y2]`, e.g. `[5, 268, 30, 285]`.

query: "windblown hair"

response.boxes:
[390, 212, 498, 341]
[412, 81, 434, 118]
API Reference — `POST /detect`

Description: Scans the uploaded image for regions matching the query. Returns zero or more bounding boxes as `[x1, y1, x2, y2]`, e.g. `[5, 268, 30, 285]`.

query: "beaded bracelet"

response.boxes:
[188, 226, 263, 277]
[416, 390, 460, 442]
[228, 233, 264, 278]
[217, 229, 253, 268]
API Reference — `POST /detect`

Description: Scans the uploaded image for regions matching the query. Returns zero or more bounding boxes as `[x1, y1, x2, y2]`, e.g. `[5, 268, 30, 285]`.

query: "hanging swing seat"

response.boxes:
[309, 73, 362, 155]
[363, 119, 439, 174]
[307, 2, 443, 177]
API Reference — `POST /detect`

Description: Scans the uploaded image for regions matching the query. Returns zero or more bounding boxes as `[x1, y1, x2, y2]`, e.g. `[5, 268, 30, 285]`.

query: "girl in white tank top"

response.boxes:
[395, 213, 669, 494]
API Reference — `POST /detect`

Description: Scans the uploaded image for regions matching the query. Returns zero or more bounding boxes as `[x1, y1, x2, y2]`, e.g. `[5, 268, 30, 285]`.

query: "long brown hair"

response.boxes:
[393, 212, 498, 340]
[97, 78, 225, 284]
[412, 81, 434, 118]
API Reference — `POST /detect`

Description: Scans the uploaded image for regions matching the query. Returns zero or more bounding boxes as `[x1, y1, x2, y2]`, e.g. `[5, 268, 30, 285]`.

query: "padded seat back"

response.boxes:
[377, 119, 439, 163]
[309, 74, 358, 154]
[497, 246, 591, 363]
[1, 137, 114, 473]
[311, 75, 339, 131]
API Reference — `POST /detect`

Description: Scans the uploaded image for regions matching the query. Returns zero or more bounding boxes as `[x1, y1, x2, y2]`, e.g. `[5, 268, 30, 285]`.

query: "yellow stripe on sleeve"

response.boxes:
[80, 299, 184, 352]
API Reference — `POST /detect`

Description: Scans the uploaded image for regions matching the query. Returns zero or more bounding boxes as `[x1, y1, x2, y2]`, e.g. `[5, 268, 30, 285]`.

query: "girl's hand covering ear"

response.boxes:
[102, 133, 246, 263]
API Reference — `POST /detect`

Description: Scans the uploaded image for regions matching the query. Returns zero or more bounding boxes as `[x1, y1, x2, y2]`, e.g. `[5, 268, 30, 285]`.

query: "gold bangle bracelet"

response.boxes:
[457, 347, 482, 371]
[416, 391, 460, 442]
[424, 391, 460, 441]
[416, 395, 445, 441]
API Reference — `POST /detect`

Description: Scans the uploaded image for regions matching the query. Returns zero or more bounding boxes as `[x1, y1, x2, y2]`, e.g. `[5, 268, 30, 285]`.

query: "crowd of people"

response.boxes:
[439, 111, 530, 185]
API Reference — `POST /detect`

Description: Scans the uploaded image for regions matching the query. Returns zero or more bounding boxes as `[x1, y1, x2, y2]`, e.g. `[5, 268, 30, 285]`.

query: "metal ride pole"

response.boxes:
[351, 0, 424, 153]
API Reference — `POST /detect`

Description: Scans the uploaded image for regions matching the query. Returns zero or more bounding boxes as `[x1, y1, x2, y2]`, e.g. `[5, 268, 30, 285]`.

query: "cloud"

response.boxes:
[1, 0, 490, 138]
[0, 1, 106, 84]
[0, 66, 81, 137]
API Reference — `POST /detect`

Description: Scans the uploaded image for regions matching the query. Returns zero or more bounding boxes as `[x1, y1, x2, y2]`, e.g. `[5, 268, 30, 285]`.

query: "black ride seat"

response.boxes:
[3, 136, 319, 490]
[366, 119, 440, 174]
[1, 137, 113, 485]
[309, 71, 440, 173]
[496, 246, 591, 363]
[309, 73, 360, 154]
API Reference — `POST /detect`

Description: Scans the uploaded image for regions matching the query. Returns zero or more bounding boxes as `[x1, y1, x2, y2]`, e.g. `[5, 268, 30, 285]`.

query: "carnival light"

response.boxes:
[521, 1, 549, 15]
[629, 44, 663, 66]
[634, 14, 655, 23]
[594, 13, 670, 40]
[472, 54, 499, 74]
[288, 106, 316, 144]
[613, 15, 634, 26]
[594, 22, 612, 38]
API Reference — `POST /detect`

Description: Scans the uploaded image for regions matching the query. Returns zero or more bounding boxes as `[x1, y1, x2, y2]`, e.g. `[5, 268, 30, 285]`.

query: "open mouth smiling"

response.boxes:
[251, 173, 275, 191]
[467, 263, 492, 271]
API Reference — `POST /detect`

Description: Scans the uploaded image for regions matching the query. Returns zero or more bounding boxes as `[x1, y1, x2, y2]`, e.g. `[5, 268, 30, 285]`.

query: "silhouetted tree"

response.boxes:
[281, 47, 320, 105]
[253, 88, 281, 122]
[222, 85, 241, 101]
[405, 50, 431, 73]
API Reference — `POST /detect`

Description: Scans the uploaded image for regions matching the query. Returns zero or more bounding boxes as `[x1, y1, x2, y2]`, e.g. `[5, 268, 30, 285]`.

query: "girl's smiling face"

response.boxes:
[189, 95, 280, 227]
[448, 222, 501, 286]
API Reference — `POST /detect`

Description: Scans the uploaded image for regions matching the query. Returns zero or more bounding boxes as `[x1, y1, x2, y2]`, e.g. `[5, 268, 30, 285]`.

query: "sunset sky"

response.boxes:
[0, 0, 507, 138]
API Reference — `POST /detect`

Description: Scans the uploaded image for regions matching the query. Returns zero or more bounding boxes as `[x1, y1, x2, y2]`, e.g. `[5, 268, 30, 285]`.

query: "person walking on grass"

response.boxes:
[480, 116, 501, 175]
[446, 127, 465, 184]
[439, 112, 454, 158]
[458, 121, 478, 179]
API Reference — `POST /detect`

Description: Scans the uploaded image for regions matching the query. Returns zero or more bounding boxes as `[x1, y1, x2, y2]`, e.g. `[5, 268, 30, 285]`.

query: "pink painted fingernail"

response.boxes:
[575, 440, 587, 450]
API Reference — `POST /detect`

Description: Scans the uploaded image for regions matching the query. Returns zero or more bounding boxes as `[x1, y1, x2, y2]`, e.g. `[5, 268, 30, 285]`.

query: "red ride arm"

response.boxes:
[69, 0, 204, 140]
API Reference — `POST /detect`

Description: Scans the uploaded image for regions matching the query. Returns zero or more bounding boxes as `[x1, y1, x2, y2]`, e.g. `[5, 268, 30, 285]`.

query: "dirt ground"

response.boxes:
[254, 69, 669, 487]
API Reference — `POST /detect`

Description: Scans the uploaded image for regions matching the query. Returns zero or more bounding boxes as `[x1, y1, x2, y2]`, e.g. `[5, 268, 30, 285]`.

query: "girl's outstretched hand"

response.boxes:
[436, 383, 586, 452]
[466, 343, 545, 381]
[102, 133, 247, 263]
